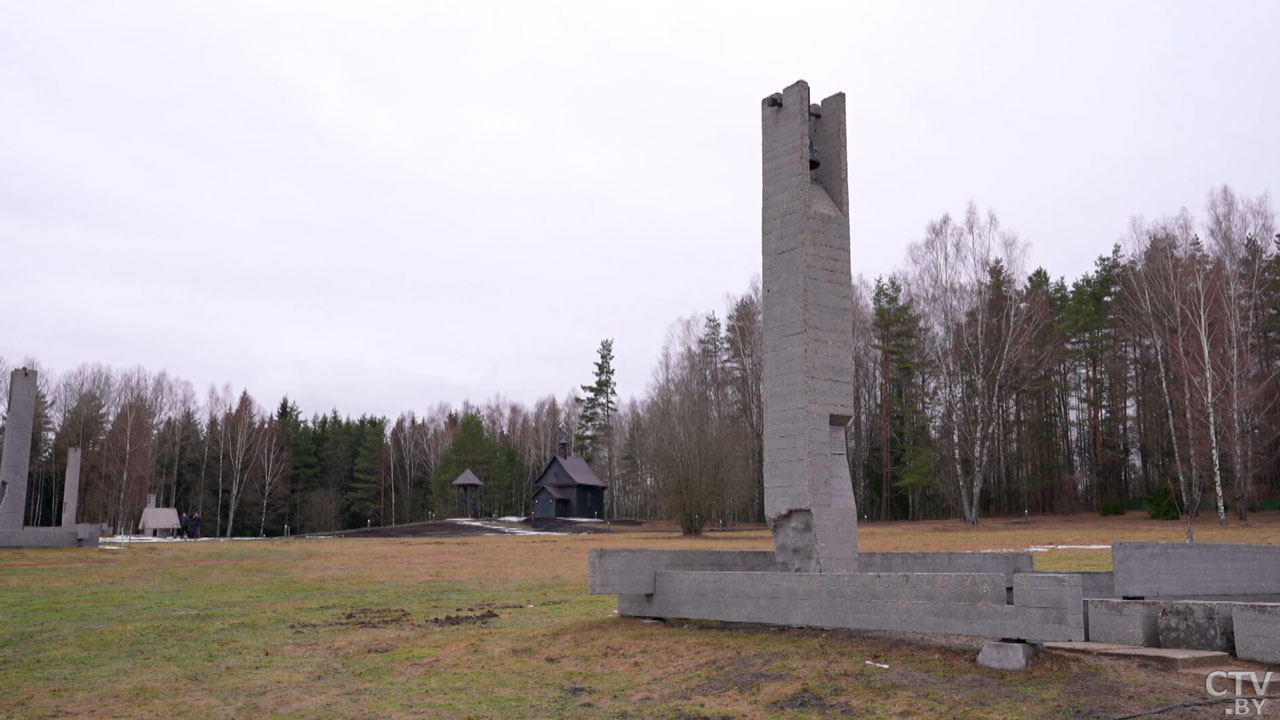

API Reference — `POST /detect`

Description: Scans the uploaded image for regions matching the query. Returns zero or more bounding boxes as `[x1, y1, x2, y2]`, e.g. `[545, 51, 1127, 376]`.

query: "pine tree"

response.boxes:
[574, 339, 618, 516]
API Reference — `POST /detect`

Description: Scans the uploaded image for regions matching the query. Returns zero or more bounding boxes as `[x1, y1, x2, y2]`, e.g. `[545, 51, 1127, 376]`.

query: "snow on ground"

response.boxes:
[981, 544, 1112, 553]
[493, 515, 603, 524]
[1025, 544, 1111, 552]
[98, 534, 268, 548]
[446, 519, 561, 536]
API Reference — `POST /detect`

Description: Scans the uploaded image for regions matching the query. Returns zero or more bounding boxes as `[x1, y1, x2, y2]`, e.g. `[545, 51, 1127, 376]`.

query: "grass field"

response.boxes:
[2, 513, 1278, 719]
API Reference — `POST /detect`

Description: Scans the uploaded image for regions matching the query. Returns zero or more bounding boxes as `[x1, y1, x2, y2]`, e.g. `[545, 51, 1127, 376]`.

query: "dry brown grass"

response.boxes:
[1, 512, 1277, 719]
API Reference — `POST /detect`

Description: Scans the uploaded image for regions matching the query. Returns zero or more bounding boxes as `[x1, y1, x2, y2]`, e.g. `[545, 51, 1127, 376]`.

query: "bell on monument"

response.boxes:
[808, 139, 820, 170]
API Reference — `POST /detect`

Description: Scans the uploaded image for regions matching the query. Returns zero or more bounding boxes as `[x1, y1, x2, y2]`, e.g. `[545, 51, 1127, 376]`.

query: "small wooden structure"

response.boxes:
[532, 442, 606, 519]
[451, 469, 483, 518]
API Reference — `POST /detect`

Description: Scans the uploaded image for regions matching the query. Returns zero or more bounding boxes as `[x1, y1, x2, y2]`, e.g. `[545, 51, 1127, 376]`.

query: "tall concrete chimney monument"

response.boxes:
[0, 368, 38, 531]
[761, 80, 859, 572]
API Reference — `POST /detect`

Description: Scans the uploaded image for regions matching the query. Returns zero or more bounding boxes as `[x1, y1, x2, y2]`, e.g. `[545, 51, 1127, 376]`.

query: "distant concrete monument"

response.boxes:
[586, 80, 1280, 670]
[61, 447, 82, 527]
[0, 367, 38, 531]
[0, 368, 99, 548]
[761, 80, 858, 572]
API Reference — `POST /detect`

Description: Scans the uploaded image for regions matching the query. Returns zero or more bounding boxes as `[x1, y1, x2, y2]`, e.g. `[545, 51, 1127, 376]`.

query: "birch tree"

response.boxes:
[222, 390, 259, 536]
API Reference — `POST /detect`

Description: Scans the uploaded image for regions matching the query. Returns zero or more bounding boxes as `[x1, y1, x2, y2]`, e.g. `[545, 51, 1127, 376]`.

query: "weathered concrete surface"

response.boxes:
[1158, 602, 1236, 653]
[0, 524, 99, 548]
[1046, 642, 1230, 670]
[1113, 542, 1280, 598]
[1069, 571, 1115, 599]
[861, 552, 1033, 587]
[1231, 603, 1280, 664]
[761, 80, 858, 573]
[61, 447, 81, 526]
[977, 641, 1043, 670]
[1015, 573, 1083, 615]
[1085, 599, 1162, 646]
[588, 548, 1037, 594]
[0, 368, 38, 531]
[589, 549, 779, 595]
[617, 570, 1085, 642]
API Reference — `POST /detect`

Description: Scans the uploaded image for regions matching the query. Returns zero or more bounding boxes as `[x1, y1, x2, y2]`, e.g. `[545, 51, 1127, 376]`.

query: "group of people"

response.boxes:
[177, 512, 202, 539]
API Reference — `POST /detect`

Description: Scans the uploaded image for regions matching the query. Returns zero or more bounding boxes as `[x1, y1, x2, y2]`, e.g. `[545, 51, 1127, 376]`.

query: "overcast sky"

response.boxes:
[2, 1, 1277, 419]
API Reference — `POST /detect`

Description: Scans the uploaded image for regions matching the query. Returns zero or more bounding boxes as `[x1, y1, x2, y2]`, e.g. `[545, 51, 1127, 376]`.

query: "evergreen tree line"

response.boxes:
[2, 185, 1276, 534]
[0, 364, 588, 536]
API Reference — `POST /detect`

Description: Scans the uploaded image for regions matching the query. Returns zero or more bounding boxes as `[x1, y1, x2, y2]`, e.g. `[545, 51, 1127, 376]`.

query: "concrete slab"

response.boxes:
[0, 524, 100, 548]
[977, 641, 1043, 670]
[1232, 603, 1280, 665]
[589, 549, 778, 595]
[1086, 599, 1162, 646]
[1158, 602, 1237, 653]
[1046, 642, 1230, 670]
[589, 548, 1037, 594]
[616, 570, 1085, 642]
[862, 552, 1033, 588]
[1113, 542, 1280, 598]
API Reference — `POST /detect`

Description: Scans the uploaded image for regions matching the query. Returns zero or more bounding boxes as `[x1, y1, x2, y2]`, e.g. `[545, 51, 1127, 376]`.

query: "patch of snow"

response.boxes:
[981, 544, 1111, 553]
[98, 534, 270, 543]
[865, 660, 890, 669]
[495, 516, 527, 523]
[446, 519, 562, 536]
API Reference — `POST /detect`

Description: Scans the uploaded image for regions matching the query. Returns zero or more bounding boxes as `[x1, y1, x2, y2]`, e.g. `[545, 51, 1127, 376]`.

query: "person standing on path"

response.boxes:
[190, 512, 201, 539]
[179, 512, 189, 539]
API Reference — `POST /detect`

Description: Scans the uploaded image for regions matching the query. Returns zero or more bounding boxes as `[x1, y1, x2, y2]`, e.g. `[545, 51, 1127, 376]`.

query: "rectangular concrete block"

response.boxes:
[1232, 603, 1280, 664]
[1015, 573, 1083, 609]
[0, 524, 99, 548]
[615, 570, 1083, 642]
[1113, 542, 1280, 597]
[860, 552, 1033, 588]
[1158, 602, 1236, 653]
[588, 549, 778, 595]
[1085, 599, 1163, 646]
[1077, 571, 1116, 598]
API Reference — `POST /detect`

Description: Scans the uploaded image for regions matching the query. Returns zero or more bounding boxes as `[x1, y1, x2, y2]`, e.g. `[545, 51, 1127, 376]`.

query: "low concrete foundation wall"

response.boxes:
[615, 570, 1084, 643]
[589, 549, 779, 595]
[1232, 604, 1280, 664]
[858, 552, 1034, 587]
[588, 549, 1036, 594]
[1086, 599, 1162, 645]
[0, 524, 99, 548]
[1113, 542, 1280, 598]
